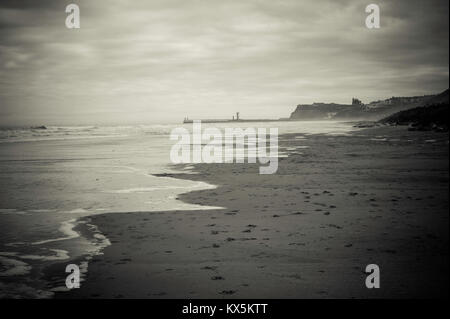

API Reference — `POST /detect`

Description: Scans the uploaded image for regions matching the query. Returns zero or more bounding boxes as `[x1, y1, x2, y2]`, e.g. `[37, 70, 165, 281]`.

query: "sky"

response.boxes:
[0, 0, 448, 126]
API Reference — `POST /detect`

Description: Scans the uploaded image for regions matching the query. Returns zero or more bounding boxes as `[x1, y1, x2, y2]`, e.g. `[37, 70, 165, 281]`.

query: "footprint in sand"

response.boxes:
[211, 276, 224, 280]
[201, 266, 218, 271]
[152, 292, 167, 296]
[219, 290, 236, 295]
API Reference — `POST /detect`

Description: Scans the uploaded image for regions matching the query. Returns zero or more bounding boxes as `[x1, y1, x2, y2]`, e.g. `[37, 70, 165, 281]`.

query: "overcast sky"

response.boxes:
[0, 0, 448, 125]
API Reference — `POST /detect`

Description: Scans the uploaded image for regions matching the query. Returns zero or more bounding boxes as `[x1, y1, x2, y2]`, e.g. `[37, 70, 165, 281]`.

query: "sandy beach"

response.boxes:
[54, 125, 449, 299]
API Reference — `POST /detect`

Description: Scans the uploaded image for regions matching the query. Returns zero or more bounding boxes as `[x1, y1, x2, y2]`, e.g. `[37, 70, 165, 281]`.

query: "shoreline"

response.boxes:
[54, 125, 448, 298]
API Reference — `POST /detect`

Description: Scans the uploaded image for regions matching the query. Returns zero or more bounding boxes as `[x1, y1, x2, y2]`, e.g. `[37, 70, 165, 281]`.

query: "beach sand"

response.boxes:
[58, 126, 449, 298]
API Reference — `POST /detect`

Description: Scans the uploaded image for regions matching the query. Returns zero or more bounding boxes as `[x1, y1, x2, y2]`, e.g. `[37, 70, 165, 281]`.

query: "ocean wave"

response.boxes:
[0, 254, 32, 276]
[31, 219, 80, 245]
[0, 214, 112, 298]
[0, 125, 173, 143]
[104, 181, 216, 194]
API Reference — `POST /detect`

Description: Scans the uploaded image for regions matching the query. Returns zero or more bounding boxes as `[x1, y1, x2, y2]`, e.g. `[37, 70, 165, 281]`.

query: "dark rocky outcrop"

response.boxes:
[379, 103, 449, 132]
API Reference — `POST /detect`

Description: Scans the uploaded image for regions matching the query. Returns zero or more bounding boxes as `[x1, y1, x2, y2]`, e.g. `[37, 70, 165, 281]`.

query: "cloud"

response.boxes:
[0, 0, 448, 125]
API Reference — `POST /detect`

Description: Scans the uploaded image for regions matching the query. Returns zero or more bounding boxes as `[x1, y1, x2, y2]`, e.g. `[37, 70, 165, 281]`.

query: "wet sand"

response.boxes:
[58, 126, 449, 298]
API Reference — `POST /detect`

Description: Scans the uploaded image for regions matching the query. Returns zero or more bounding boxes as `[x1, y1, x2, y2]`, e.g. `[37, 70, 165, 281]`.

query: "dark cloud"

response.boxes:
[0, 0, 448, 125]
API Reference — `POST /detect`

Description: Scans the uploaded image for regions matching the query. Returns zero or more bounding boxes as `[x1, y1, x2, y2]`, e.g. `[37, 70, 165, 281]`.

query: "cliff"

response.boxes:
[289, 103, 355, 120]
[289, 89, 449, 121]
